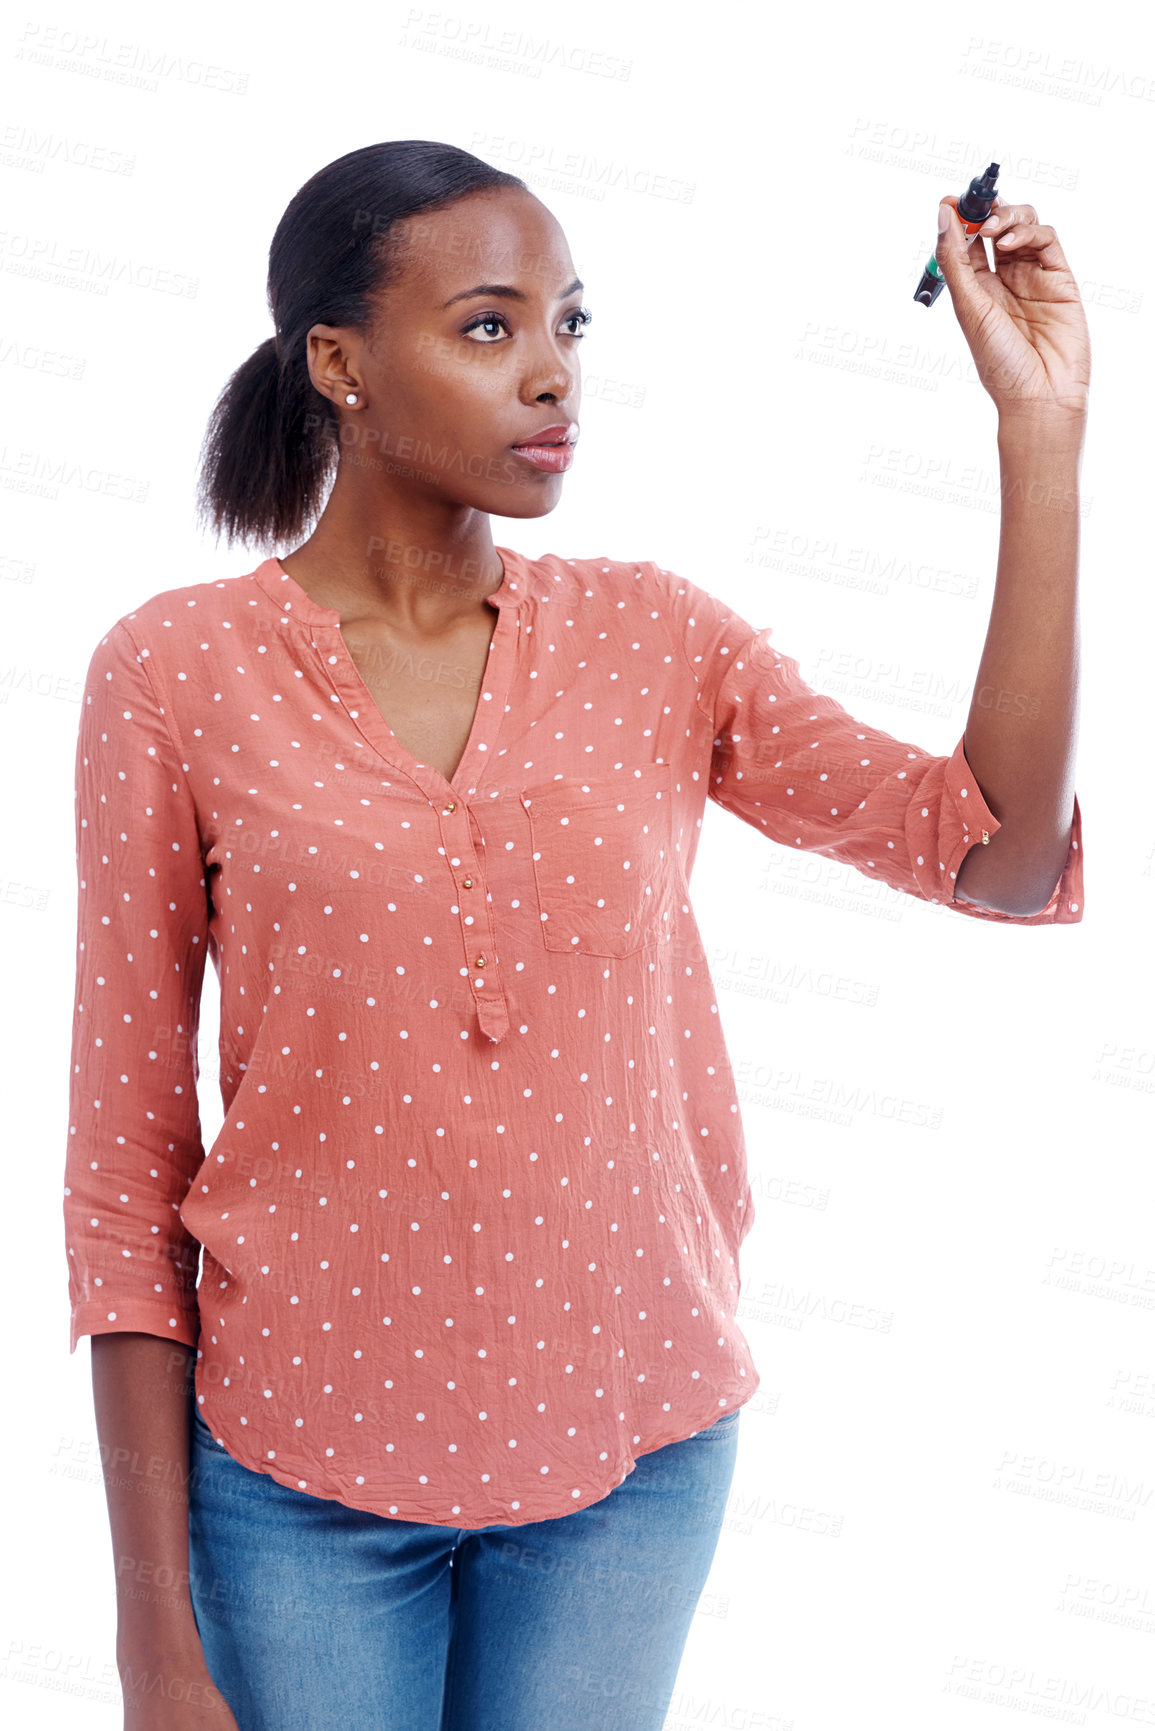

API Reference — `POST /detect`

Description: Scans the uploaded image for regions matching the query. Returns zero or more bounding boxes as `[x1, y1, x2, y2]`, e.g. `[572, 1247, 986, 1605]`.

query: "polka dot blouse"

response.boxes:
[62, 549, 1084, 1527]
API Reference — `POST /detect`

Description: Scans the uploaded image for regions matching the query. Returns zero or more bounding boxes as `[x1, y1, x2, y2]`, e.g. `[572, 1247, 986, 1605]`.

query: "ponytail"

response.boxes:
[196, 335, 337, 550]
[194, 141, 529, 551]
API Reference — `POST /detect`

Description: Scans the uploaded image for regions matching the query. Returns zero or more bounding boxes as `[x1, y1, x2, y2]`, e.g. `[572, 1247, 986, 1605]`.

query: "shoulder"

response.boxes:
[512, 548, 649, 590]
[79, 573, 271, 696]
[105, 571, 262, 651]
[77, 569, 270, 710]
[511, 550, 673, 614]
[512, 550, 753, 646]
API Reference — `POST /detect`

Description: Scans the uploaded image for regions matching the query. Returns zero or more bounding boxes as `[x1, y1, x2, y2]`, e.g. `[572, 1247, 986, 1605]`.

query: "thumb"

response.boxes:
[936, 199, 963, 256]
[934, 198, 984, 316]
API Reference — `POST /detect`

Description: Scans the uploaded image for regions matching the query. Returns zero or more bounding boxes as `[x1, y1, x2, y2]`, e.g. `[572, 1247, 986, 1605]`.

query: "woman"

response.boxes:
[65, 140, 1087, 1730]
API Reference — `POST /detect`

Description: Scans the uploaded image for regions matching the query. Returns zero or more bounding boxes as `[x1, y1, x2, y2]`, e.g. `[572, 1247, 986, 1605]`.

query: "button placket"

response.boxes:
[255, 553, 525, 1045]
[439, 796, 510, 1044]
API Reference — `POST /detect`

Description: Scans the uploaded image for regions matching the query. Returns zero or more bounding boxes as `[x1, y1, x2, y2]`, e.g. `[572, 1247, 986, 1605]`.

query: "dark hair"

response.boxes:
[195, 140, 529, 550]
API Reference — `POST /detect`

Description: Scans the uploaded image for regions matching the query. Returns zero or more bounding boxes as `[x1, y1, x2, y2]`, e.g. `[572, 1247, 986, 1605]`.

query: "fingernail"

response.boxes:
[938, 204, 951, 232]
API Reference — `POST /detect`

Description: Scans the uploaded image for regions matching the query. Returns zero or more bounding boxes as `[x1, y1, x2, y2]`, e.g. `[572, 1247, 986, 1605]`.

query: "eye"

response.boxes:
[460, 306, 593, 344]
[462, 313, 509, 344]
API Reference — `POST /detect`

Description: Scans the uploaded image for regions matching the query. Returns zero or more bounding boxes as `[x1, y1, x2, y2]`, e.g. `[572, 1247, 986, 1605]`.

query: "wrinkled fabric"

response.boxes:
[62, 549, 1083, 1526]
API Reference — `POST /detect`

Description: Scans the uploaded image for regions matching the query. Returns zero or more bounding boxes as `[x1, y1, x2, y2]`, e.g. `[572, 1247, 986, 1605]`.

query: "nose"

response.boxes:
[521, 331, 579, 406]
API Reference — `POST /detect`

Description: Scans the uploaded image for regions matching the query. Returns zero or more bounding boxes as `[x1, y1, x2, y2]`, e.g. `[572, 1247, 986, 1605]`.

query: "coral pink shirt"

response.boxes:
[63, 549, 1084, 1526]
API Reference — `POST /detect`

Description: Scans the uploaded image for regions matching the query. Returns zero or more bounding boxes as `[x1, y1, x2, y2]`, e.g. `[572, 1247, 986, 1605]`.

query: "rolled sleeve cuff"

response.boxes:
[69, 1297, 200, 1355]
[939, 735, 1084, 925]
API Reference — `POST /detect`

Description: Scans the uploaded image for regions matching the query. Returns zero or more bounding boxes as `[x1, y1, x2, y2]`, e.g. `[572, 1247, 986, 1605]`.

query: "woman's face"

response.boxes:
[313, 185, 586, 521]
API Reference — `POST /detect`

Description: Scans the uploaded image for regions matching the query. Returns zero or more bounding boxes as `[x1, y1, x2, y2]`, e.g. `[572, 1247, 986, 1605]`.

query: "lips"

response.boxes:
[510, 423, 578, 449]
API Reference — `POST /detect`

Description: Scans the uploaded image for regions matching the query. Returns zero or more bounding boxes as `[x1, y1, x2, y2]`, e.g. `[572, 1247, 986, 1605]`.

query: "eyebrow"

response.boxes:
[440, 276, 584, 310]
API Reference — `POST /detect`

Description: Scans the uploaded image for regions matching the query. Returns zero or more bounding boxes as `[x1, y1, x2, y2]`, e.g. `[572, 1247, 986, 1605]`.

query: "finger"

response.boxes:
[971, 202, 1035, 272]
[936, 197, 991, 278]
[988, 223, 1067, 269]
[938, 192, 995, 275]
[980, 205, 1040, 265]
[934, 200, 992, 324]
[979, 203, 1039, 237]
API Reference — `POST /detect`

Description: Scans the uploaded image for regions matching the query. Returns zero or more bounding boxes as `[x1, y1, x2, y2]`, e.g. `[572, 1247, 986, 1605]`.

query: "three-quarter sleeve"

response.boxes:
[62, 620, 211, 1353]
[647, 562, 1083, 925]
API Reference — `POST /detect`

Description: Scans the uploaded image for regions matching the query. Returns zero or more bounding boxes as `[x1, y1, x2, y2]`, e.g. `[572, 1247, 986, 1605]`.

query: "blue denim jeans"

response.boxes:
[187, 1400, 740, 1731]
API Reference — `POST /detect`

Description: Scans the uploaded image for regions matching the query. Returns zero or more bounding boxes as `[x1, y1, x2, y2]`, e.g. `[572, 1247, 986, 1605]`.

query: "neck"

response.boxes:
[279, 471, 504, 632]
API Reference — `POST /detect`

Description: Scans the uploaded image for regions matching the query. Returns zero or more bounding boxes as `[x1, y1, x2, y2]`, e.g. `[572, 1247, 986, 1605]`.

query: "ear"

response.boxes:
[304, 323, 357, 402]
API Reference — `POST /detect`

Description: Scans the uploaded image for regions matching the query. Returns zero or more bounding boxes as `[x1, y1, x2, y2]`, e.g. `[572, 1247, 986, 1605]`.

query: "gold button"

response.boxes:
[981, 829, 990, 845]
[443, 802, 457, 814]
[474, 955, 487, 968]
[462, 876, 473, 889]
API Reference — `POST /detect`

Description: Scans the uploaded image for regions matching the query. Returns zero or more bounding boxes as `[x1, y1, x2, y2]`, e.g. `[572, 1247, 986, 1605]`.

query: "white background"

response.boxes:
[4, 0, 1153, 1725]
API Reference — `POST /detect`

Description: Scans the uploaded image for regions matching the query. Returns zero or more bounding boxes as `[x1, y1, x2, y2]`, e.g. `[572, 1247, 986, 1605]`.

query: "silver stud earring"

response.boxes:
[345, 391, 358, 405]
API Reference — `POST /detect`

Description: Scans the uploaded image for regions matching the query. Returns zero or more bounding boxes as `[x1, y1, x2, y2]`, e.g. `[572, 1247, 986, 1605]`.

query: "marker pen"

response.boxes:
[913, 161, 1000, 307]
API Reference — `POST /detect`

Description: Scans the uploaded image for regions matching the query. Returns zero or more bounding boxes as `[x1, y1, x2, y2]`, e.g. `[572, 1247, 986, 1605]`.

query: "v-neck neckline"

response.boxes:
[252, 546, 527, 801]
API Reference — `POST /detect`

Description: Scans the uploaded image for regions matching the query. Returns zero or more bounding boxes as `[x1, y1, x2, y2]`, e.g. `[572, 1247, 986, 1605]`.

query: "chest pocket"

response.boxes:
[521, 764, 676, 958]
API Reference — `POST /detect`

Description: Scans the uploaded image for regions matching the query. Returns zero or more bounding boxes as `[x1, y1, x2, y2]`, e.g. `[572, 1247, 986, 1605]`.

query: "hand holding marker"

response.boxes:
[910, 163, 1089, 421]
[914, 161, 1000, 306]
